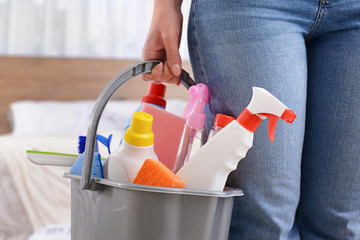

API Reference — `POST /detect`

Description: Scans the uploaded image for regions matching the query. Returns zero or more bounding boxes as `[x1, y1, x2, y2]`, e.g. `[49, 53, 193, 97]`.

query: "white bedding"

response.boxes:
[0, 150, 32, 240]
[0, 99, 187, 240]
[0, 134, 74, 234]
[9, 99, 187, 135]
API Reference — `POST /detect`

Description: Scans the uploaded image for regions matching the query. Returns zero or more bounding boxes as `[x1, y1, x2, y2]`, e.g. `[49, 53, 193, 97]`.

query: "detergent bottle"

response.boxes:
[119, 82, 166, 144]
[176, 87, 297, 191]
[172, 83, 209, 173]
[107, 112, 158, 183]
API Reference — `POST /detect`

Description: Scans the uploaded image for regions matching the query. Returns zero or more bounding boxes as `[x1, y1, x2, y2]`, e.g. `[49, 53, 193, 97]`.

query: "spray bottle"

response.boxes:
[106, 111, 158, 183]
[172, 83, 209, 173]
[207, 113, 235, 141]
[176, 87, 297, 191]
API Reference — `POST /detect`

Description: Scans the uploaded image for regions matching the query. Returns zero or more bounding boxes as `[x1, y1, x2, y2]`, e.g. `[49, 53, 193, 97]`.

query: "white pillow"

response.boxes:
[9, 99, 187, 135]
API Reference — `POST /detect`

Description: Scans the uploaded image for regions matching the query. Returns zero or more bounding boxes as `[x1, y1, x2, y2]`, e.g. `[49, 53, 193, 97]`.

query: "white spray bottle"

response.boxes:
[176, 87, 297, 191]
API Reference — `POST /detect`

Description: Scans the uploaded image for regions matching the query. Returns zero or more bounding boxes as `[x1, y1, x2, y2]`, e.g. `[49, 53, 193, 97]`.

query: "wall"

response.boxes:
[0, 0, 190, 60]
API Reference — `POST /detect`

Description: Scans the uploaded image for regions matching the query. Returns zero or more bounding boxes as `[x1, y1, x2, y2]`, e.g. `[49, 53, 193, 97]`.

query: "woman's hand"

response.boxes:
[142, 0, 183, 85]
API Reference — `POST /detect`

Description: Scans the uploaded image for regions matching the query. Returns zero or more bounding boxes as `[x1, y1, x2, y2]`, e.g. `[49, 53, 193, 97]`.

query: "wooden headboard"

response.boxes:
[0, 57, 192, 134]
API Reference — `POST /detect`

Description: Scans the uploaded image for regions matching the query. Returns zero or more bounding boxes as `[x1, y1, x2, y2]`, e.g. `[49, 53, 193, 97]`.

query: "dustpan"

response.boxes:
[64, 61, 244, 240]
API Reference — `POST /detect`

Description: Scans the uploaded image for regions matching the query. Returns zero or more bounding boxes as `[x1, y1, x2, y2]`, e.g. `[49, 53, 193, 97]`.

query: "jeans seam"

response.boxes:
[304, 0, 327, 40]
[191, 0, 208, 84]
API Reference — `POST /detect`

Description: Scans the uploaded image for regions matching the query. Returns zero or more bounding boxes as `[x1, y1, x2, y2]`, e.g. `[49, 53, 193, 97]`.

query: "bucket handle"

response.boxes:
[80, 60, 195, 191]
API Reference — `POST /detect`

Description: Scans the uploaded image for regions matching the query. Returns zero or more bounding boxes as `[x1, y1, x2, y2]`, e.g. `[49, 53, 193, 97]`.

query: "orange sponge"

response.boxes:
[132, 159, 185, 188]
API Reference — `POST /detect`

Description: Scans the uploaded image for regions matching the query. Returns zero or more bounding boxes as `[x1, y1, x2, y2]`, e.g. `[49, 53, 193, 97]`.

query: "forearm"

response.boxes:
[154, 0, 183, 10]
[152, 0, 183, 25]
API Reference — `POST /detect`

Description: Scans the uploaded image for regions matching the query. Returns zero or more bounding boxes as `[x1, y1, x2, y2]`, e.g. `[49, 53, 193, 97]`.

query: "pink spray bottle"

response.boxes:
[172, 83, 209, 173]
[176, 87, 297, 191]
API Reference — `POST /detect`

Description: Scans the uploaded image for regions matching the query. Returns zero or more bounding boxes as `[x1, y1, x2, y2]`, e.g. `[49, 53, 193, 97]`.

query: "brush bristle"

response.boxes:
[78, 136, 87, 154]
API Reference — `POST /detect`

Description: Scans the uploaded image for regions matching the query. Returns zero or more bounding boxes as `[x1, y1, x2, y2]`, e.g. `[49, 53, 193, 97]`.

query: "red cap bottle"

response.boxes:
[141, 82, 167, 108]
[207, 113, 235, 140]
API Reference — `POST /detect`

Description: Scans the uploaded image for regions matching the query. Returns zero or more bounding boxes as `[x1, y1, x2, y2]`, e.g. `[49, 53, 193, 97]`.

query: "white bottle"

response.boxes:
[176, 87, 297, 191]
[106, 112, 158, 183]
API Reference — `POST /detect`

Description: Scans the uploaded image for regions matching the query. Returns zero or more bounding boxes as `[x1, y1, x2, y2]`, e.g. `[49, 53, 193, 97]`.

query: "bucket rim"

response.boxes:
[64, 173, 243, 198]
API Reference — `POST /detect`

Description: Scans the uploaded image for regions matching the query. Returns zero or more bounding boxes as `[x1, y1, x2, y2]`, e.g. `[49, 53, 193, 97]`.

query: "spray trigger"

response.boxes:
[260, 109, 297, 141]
[259, 113, 279, 142]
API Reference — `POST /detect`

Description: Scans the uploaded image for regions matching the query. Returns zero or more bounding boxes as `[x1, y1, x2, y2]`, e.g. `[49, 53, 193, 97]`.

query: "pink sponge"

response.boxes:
[132, 159, 184, 188]
[140, 103, 186, 171]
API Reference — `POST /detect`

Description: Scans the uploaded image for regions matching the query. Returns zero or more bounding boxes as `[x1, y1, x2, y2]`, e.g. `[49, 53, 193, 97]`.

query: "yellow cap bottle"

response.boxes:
[124, 112, 154, 147]
[107, 111, 158, 183]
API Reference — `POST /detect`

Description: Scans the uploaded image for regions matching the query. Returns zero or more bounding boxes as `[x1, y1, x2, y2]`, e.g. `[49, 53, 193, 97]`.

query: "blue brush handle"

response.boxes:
[80, 60, 195, 191]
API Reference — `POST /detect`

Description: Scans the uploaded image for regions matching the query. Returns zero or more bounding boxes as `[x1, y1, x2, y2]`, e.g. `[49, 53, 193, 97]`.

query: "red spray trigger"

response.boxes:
[260, 109, 297, 141]
[259, 113, 279, 142]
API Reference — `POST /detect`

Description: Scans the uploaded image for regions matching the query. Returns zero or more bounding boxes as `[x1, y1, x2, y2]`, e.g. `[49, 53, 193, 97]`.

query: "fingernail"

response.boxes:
[172, 64, 181, 76]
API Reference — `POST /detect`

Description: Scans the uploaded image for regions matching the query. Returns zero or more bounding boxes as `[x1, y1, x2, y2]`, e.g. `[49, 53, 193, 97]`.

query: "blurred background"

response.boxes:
[0, 0, 190, 60]
[0, 1, 193, 239]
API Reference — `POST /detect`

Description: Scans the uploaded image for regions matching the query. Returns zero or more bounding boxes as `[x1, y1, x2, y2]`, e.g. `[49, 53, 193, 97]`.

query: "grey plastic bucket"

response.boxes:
[66, 61, 243, 240]
[65, 174, 243, 240]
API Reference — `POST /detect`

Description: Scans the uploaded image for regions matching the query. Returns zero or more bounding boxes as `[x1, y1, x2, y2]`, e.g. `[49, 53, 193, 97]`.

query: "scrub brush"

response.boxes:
[70, 134, 112, 178]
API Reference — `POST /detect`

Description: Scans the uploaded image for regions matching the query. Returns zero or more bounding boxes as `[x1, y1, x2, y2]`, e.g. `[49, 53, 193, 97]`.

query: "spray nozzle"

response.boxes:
[96, 134, 113, 154]
[236, 87, 297, 141]
[182, 83, 209, 129]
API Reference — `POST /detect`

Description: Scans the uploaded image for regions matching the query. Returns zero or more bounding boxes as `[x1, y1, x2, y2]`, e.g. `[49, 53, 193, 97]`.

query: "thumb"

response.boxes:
[163, 38, 182, 76]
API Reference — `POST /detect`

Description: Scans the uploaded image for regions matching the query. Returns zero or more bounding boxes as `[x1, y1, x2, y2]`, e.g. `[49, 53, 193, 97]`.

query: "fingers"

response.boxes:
[141, 36, 181, 84]
[142, 61, 181, 85]
[142, 62, 163, 83]
[163, 61, 181, 84]
[163, 33, 182, 77]
[141, 34, 182, 84]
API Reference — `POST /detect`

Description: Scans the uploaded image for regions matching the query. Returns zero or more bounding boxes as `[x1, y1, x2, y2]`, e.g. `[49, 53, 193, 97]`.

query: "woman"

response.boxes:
[142, 0, 360, 239]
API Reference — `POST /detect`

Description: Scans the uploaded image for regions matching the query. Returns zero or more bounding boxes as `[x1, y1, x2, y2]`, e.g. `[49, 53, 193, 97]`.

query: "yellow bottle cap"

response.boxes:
[124, 112, 154, 147]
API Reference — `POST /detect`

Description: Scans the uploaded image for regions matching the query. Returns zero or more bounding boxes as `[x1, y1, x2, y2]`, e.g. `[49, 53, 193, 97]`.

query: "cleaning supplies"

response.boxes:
[106, 112, 158, 183]
[78, 134, 112, 154]
[70, 138, 104, 178]
[176, 87, 297, 191]
[140, 103, 186, 171]
[26, 134, 111, 167]
[120, 82, 166, 144]
[141, 82, 167, 108]
[27, 150, 79, 166]
[172, 83, 209, 173]
[95, 134, 113, 154]
[132, 158, 185, 188]
[207, 114, 235, 140]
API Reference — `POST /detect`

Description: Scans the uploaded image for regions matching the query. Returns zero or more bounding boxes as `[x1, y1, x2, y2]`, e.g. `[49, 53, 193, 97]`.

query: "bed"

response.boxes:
[0, 57, 191, 240]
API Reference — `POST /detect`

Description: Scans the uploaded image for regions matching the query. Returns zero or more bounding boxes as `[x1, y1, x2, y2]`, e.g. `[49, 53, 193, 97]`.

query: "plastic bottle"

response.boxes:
[106, 112, 158, 183]
[119, 82, 166, 144]
[176, 87, 297, 191]
[207, 113, 235, 141]
[172, 83, 209, 173]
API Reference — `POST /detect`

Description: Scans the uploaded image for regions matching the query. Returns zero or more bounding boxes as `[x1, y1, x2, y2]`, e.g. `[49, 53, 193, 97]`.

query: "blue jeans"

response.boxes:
[187, 0, 360, 239]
